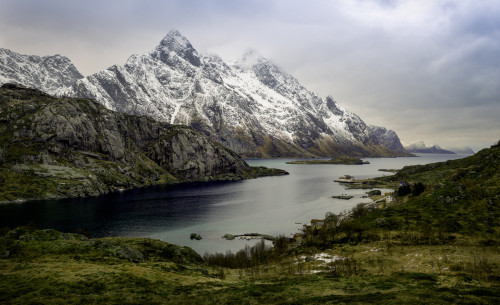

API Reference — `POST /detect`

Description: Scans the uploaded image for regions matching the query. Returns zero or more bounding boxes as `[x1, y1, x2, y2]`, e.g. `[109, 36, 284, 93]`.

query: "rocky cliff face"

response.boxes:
[368, 125, 412, 156]
[58, 30, 407, 158]
[0, 48, 83, 94]
[0, 84, 285, 201]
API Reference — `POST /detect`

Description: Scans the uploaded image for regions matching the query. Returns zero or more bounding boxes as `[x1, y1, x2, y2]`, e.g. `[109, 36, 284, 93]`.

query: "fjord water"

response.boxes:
[0, 154, 467, 254]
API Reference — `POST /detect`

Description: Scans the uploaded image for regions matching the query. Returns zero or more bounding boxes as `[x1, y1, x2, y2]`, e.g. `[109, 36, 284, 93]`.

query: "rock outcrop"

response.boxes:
[368, 125, 412, 156]
[0, 84, 286, 201]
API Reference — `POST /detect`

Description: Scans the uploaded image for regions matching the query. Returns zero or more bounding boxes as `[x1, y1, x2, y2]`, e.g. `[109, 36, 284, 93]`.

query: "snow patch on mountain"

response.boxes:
[0, 30, 411, 158]
[0, 48, 83, 95]
[55, 30, 410, 157]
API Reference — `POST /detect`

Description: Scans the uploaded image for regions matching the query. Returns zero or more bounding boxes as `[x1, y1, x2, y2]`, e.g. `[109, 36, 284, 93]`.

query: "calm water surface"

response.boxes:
[0, 154, 467, 254]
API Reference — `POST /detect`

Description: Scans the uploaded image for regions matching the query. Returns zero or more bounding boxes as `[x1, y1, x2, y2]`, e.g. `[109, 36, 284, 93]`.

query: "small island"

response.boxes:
[189, 233, 202, 240]
[331, 195, 354, 200]
[334, 175, 356, 183]
[378, 169, 399, 173]
[286, 156, 370, 165]
[222, 233, 277, 242]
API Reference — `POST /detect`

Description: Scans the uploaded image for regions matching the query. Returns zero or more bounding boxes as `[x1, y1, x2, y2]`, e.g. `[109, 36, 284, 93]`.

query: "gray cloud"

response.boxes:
[0, 0, 498, 151]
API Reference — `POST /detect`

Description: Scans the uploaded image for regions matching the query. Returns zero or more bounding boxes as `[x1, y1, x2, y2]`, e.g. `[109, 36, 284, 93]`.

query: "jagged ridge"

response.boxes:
[0, 48, 83, 94]
[57, 30, 411, 158]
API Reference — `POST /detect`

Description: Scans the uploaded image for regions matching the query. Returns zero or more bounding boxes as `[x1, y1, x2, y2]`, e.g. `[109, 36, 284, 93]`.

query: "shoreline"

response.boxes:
[0, 166, 289, 204]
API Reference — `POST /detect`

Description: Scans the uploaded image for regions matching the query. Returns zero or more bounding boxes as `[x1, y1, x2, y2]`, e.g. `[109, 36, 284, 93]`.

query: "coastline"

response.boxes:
[0, 166, 289, 204]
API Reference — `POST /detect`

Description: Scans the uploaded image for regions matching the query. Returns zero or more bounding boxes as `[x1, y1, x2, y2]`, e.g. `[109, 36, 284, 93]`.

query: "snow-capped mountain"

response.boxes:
[56, 30, 408, 158]
[0, 48, 83, 95]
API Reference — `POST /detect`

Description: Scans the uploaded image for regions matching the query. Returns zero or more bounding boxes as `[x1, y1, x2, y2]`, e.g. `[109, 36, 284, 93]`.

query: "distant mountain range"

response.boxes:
[405, 141, 454, 154]
[0, 30, 412, 158]
[444, 146, 475, 154]
[405, 141, 473, 154]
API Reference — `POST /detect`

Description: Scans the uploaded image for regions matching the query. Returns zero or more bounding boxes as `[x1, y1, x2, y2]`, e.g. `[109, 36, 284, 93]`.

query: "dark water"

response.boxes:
[0, 154, 467, 254]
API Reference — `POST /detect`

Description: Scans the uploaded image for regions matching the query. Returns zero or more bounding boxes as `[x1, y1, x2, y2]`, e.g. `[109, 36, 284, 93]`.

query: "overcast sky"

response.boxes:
[1, 0, 499, 151]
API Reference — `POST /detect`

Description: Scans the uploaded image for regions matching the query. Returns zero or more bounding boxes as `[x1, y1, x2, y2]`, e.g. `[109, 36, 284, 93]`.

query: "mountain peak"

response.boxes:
[368, 125, 410, 154]
[408, 141, 427, 149]
[159, 29, 189, 48]
[155, 30, 201, 67]
[37, 33, 410, 158]
[233, 49, 264, 71]
[241, 48, 262, 60]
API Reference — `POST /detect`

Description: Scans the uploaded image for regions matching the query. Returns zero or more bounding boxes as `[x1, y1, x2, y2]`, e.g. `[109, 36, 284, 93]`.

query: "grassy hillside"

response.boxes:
[1, 226, 498, 305]
[367, 140, 500, 236]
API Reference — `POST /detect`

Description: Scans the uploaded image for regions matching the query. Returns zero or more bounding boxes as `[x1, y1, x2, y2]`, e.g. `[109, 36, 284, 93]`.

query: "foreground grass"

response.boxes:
[1, 227, 499, 304]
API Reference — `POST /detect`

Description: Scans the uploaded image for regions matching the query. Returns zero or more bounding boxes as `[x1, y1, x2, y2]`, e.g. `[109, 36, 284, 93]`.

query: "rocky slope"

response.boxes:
[0, 84, 286, 201]
[368, 125, 412, 155]
[58, 30, 410, 158]
[0, 48, 83, 95]
[405, 141, 455, 154]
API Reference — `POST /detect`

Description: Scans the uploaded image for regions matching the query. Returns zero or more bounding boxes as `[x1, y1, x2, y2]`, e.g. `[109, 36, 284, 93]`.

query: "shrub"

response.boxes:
[412, 182, 425, 196]
[327, 257, 359, 277]
[397, 184, 411, 196]
[203, 239, 275, 269]
[351, 203, 368, 219]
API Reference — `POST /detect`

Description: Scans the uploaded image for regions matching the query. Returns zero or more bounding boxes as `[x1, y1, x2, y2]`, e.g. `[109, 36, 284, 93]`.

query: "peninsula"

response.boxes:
[286, 156, 369, 165]
[0, 84, 288, 202]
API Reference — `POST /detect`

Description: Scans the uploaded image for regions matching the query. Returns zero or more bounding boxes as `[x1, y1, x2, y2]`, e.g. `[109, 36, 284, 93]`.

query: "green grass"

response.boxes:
[1, 223, 499, 304]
